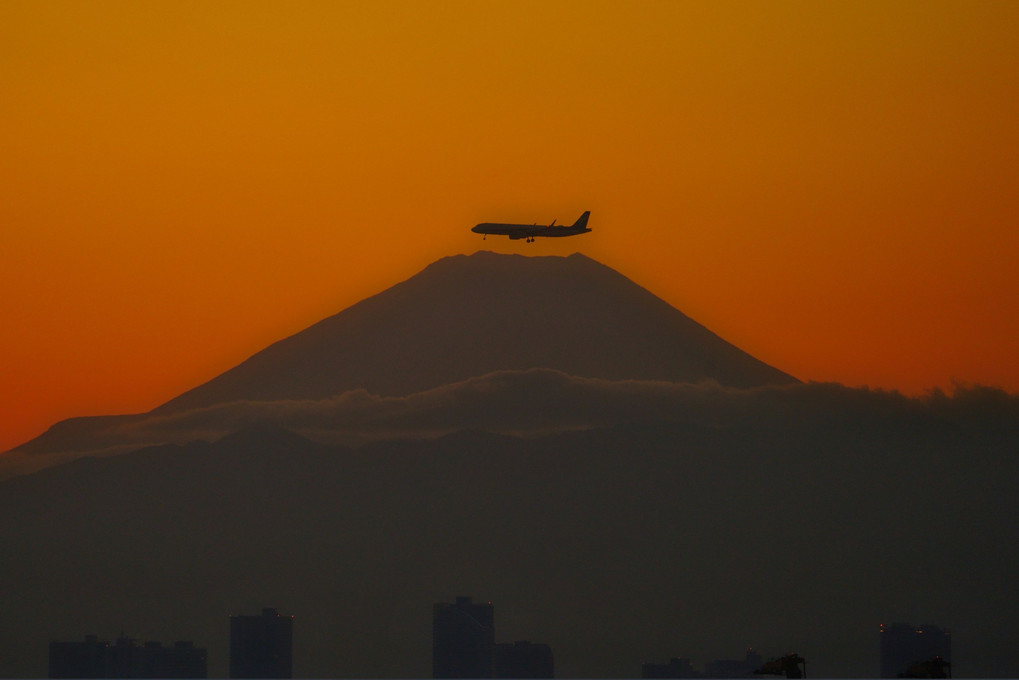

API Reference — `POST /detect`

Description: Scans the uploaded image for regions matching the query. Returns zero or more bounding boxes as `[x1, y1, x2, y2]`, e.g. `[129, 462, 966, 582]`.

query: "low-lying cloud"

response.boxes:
[5, 368, 1018, 478]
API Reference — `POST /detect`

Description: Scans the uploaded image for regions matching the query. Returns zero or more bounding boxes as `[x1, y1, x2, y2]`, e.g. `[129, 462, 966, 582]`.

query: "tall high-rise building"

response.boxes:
[433, 596, 495, 679]
[230, 608, 293, 679]
[880, 623, 951, 678]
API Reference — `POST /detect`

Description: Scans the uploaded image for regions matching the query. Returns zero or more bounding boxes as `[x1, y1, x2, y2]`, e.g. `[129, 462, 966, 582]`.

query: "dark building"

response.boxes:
[433, 596, 496, 679]
[49, 635, 206, 678]
[494, 641, 554, 679]
[230, 608, 294, 679]
[704, 649, 763, 678]
[129, 640, 207, 679]
[49, 635, 109, 679]
[642, 657, 699, 679]
[880, 623, 951, 678]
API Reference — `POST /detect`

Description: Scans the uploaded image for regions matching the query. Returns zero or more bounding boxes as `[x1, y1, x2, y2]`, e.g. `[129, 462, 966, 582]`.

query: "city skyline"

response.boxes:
[43, 603, 952, 679]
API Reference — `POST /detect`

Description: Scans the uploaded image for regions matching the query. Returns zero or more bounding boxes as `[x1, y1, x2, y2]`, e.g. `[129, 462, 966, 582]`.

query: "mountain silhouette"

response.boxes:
[2, 252, 795, 478]
[155, 252, 795, 414]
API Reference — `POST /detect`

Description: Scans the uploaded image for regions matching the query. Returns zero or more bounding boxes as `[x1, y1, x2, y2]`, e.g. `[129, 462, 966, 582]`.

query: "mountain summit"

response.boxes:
[157, 252, 795, 413]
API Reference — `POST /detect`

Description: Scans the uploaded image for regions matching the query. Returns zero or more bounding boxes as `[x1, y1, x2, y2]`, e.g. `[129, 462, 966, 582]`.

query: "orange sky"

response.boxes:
[2, 0, 1018, 453]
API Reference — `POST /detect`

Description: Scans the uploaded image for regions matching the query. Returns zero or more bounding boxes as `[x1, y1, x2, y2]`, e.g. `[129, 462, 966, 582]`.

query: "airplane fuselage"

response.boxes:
[472, 224, 591, 239]
[471, 211, 591, 242]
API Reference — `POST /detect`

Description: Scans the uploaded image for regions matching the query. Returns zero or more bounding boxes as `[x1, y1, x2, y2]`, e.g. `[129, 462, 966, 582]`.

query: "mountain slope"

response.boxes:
[156, 252, 795, 414]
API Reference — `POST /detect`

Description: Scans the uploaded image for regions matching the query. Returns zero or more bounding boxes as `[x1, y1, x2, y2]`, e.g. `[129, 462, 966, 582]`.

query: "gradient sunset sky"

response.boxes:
[3, 1, 1017, 453]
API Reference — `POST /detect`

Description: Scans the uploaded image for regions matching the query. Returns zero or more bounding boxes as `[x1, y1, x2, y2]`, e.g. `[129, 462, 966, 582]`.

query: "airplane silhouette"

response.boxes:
[472, 211, 591, 243]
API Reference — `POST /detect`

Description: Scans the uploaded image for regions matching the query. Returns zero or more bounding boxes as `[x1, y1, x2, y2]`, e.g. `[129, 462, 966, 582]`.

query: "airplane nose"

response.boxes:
[471, 224, 480, 232]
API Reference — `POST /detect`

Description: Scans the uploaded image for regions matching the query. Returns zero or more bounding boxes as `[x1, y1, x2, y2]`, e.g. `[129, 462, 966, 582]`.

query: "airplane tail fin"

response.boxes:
[571, 211, 591, 230]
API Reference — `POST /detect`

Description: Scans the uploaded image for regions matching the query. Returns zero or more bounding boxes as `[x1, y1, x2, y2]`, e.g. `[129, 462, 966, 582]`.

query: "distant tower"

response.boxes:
[433, 596, 495, 678]
[230, 608, 293, 679]
[880, 623, 951, 678]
